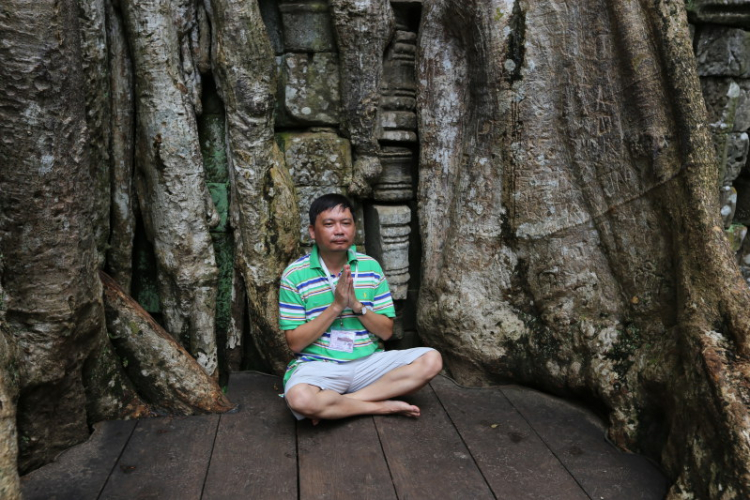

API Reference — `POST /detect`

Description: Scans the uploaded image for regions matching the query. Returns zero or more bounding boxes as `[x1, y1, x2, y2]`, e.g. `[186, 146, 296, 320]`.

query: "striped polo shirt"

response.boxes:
[279, 244, 396, 385]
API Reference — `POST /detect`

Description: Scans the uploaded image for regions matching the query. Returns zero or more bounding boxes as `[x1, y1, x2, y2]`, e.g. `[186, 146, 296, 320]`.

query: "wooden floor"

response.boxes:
[22, 372, 668, 500]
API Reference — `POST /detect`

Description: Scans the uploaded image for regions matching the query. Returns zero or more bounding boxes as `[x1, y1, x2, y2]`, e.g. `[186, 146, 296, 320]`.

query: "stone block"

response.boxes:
[380, 110, 417, 132]
[295, 185, 365, 247]
[208, 182, 229, 233]
[373, 147, 414, 201]
[700, 78, 740, 128]
[725, 223, 747, 252]
[687, 0, 750, 27]
[726, 132, 750, 185]
[364, 204, 411, 300]
[276, 131, 352, 186]
[736, 80, 750, 131]
[279, 1, 336, 53]
[696, 26, 750, 77]
[276, 53, 340, 127]
[259, 0, 284, 55]
[380, 130, 418, 143]
[721, 185, 738, 228]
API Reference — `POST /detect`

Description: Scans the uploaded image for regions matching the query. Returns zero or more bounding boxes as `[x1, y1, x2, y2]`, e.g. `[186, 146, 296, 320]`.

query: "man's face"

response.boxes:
[309, 205, 355, 254]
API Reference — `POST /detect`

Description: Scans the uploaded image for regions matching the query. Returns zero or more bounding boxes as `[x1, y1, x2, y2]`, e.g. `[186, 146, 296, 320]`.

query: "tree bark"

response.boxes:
[78, 0, 112, 268]
[0, 260, 20, 500]
[0, 0, 106, 472]
[205, 0, 299, 375]
[120, 0, 220, 377]
[105, 0, 137, 292]
[330, 0, 394, 197]
[416, 0, 750, 497]
[100, 272, 235, 414]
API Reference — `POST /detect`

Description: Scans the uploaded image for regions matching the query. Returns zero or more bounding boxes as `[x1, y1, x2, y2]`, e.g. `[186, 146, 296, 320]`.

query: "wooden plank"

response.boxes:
[99, 414, 219, 500]
[431, 376, 587, 499]
[502, 386, 669, 500]
[298, 415, 397, 500]
[374, 384, 495, 500]
[21, 419, 136, 500]
[203, 372, 297, 499]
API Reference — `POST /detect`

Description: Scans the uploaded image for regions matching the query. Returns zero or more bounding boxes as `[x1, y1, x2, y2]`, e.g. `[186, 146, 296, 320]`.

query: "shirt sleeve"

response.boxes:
[279, 275, 306, 330]
[372, 270, 396, 319]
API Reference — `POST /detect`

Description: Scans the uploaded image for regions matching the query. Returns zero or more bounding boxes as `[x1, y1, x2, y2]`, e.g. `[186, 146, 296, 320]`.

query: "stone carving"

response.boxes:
[277, 52, 341, 126]
[278, 1, 336, 53]
[373, 146, 414, 201]
[364, 204, 411, 300]
[688, 0, 750, 27]
[379, 23, 418, 144]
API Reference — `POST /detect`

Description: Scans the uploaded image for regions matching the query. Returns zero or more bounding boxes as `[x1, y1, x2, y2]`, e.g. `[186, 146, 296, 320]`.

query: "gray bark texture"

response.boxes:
[0, 0, 106, 471]
[105, 0, 137, 292]
[330, 0, 394, 196]
[0, 259, 20, 500]
[205, 0, 299, 375]
[120, 0, 220, 377]
[416, 0, 750, 498]
[78, 0, 112, 268]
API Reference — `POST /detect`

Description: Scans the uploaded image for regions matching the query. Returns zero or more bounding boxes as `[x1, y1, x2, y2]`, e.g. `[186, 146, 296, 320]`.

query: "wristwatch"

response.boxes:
[356, 305, 368, 316]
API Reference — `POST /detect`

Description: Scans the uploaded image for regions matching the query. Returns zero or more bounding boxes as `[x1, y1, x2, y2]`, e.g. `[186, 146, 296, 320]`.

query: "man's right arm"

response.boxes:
[285, 301, 344, 353]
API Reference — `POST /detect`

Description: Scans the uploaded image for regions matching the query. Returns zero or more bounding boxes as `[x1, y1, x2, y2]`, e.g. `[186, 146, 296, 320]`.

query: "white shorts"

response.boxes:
[284, 347, 436, 420]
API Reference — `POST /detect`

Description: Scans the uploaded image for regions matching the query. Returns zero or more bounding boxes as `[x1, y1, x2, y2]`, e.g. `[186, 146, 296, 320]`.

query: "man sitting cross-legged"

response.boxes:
[280, 193, 442, 422]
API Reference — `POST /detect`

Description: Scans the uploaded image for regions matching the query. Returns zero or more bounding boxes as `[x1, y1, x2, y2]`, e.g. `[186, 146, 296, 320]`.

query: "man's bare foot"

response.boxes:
[380, 400, 421, 418]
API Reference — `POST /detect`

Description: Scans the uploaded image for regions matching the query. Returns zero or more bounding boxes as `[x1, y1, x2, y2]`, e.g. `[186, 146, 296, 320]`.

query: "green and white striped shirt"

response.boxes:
[279, 244, 396, 385]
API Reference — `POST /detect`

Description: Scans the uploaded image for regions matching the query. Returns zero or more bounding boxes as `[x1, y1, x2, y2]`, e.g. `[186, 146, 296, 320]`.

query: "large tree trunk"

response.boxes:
[0, 0, 107, 471]
[0, 259, 20, 500]
[119, 0, 220, 377]
[105, 0, 137, 292]
[417, 0, 750, 497]
[205, 0, 299, 375]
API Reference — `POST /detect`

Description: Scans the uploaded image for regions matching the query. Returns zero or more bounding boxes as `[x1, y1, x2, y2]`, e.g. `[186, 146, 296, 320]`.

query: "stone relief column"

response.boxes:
[365, 1, 421, 344]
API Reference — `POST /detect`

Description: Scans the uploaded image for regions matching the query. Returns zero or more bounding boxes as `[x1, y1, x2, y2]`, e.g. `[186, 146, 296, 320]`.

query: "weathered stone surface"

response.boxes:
[373, 147, 414, 201]
[696, 26, 750, 77]
[726, 132, 750, 185]
[277, 53, 340, 126]
[277, 131, 352, 186]
[259, 0, 284, 55]
[701, 78, 741, 129]
[279, 1, 336, 53]
[687, 0, 750, 27]
[725, 223, 747, 252]
[722, 186, 739, 228]
[364, 204, 411, 300]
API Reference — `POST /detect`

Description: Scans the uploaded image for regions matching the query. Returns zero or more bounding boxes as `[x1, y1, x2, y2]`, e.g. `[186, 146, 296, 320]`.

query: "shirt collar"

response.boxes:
[310, 244, 358, 271]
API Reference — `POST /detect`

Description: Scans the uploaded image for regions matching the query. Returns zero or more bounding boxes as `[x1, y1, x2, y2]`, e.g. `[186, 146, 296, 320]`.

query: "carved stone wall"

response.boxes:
[258, 0, 423, 344]
[689, 3, 750, 281]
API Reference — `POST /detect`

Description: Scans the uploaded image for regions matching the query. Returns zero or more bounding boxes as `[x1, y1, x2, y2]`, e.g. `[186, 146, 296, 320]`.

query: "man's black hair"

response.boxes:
[309, 193, 356, 226]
